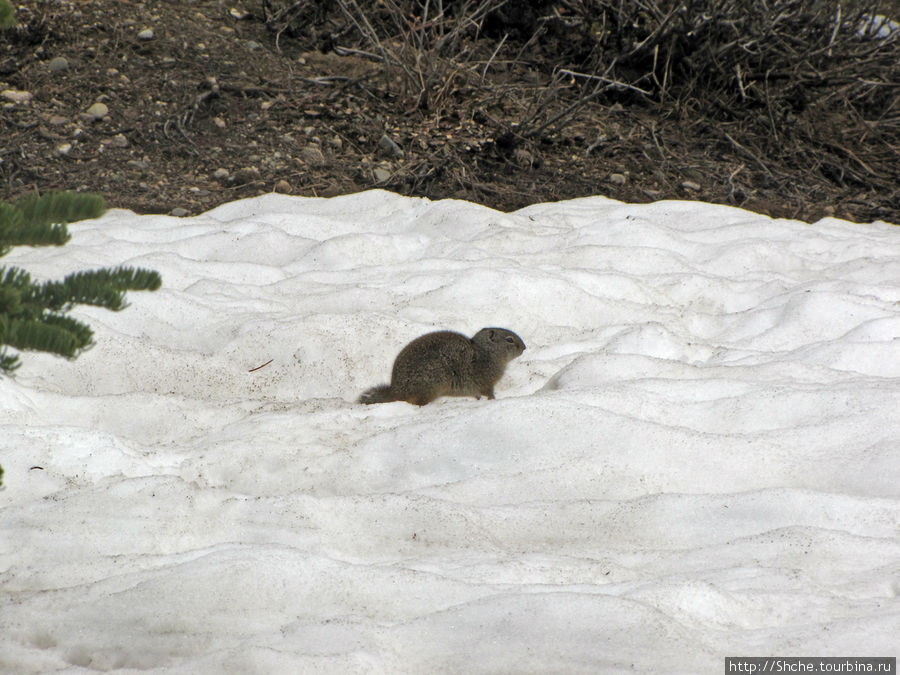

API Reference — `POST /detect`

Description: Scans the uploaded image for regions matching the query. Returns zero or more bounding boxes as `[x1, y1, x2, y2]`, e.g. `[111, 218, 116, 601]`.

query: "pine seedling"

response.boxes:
[0, 191, 162, 373]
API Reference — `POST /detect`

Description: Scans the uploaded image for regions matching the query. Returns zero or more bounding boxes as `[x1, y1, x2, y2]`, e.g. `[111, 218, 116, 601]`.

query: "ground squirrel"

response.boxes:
[358, 327, 526, 406]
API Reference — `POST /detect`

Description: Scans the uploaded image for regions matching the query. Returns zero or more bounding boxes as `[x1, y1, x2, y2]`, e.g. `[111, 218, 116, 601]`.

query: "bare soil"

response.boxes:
[2, 1, 898, 223]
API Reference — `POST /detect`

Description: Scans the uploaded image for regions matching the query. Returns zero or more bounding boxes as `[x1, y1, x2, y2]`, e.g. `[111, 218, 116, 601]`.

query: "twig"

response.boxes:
[248, 359, 274, 373]
[826, 4, 841, 58]
[557, 69, 652, 96]
[481, 33, 508, 83]
[723, 131, 774, 177]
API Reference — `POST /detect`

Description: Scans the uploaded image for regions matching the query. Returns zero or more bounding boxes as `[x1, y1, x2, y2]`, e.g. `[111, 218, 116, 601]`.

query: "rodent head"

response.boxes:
[472, 327, 526, 361]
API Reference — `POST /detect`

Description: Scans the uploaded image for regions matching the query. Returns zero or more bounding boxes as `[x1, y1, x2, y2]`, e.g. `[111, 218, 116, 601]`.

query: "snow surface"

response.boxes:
[1, 191, 899, 673]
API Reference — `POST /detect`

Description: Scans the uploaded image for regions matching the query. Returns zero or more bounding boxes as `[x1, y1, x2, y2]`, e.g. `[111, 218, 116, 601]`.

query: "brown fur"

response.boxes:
[359, 327, 526, 406]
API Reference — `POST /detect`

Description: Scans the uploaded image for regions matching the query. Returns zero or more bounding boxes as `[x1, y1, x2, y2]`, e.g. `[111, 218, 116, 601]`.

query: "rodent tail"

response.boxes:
[358, 385, 398, 404]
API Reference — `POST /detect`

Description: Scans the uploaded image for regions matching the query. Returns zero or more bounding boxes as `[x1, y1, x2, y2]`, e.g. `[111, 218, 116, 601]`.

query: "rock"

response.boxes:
[378, 134, 404, 158]
[299, 145, 326, 166]
[128, 159, 150, 171]
[48, 115, 68, 126]
[373, 167, 391, 183]
[137, 28, 154, 40]
[232, 166, 261, 184]
[609, 172, 627, 185]
[213, 168, 230, 180]
[245, 40, 262, 51]
[274, 179, 292, 193]
[680, 180, 701, 191]
[48, 57, 69, 72]
[110, 133, 129, 148]
[1, 89, 33, 104]
[85, 102, 108, 120]
[57, 143, 72, 155]
[213, 116, 226, 129]
[170, 207, 189, 217]
[513, 148, 534, 168]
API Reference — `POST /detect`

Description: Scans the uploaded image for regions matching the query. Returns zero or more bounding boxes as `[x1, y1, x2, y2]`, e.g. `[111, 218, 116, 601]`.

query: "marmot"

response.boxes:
[358, 327, 526, 406]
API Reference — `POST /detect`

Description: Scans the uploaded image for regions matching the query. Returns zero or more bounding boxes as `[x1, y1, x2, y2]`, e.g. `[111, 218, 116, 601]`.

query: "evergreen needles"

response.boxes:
[0, 191, 162, 374]
[0, 0, 14, 31]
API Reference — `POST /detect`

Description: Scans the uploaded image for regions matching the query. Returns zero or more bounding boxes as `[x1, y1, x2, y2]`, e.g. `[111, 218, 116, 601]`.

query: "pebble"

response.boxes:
[85, 102, 108, 120]
[137, 28, 154, 40]
[378, 134, 404, 158]
[48, 114, 68, 126]
[1, 89, 32, 104]
[102, 133, 129, 148]
[57, 143, 72, 155]
[170, 207, 189, 217]
[373, 167, 391, 183]
[48, 56, 69, 72]
[232, 166, 261, 184]
[513, 148, 533, 168]
[245, 40, 262, 51]
[299, 145, 326, 166]
[274, 179, 292, 193]
[609, 172, 627, 185]
[681, 180, 701, 191]
[213, 168, 230, 179]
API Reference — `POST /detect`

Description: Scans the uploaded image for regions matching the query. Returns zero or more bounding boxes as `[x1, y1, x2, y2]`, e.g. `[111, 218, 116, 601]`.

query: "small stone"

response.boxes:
[299, 145, 326, 166]
[232, 166, 261, 184]
[609, 172, 627, 185]
[245, 40, 262, 51]
[170, 207, 189, 217]
[274, 179, 291, 193]
[111, 133, 128, 148]
[373, 167, 391, 183]
[48, 57, 69, 72]
[213, 168, 230, 179]
[1, 89, 33, 104]
[85, 102, 108, 120]
[137, 28, 154, 40]
[48, 114, 68, 126]
[57, 143, 72, 155]
[128, 159, 150, 171]
[680, 180, 701, 191]
[213, 116, 226, 129]
[513, 148, 533, 168]
[378, 134, 404, 158]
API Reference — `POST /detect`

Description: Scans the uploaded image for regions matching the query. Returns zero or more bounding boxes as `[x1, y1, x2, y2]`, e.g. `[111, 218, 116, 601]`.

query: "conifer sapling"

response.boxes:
[0, 191, 162, 374]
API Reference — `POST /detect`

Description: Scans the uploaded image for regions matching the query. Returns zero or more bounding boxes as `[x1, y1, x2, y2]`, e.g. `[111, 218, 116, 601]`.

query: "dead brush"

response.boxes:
[335, 0, 509, 113]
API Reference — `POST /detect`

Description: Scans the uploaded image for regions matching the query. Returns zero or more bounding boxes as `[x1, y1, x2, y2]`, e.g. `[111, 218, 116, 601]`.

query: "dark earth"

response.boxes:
[2, 0, 898, 223]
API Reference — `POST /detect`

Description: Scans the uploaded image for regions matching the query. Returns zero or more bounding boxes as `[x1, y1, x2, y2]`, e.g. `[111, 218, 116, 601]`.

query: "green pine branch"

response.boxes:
[0, 346, 19, 373]
[0, 191, 105, 253]
[1, 190, 162, 375]
[37, 266, 163, 311]
[0, 0, 14, 31]
[14, 191, 106, 232]
[0, 313, 92, 358]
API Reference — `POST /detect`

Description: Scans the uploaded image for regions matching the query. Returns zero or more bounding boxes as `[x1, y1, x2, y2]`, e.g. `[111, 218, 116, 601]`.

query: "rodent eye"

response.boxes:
[506, 337, 514, 343]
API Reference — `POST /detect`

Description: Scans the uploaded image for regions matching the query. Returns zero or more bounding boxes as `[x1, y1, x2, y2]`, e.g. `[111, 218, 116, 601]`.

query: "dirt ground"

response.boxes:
[2, 1, 898, 223]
